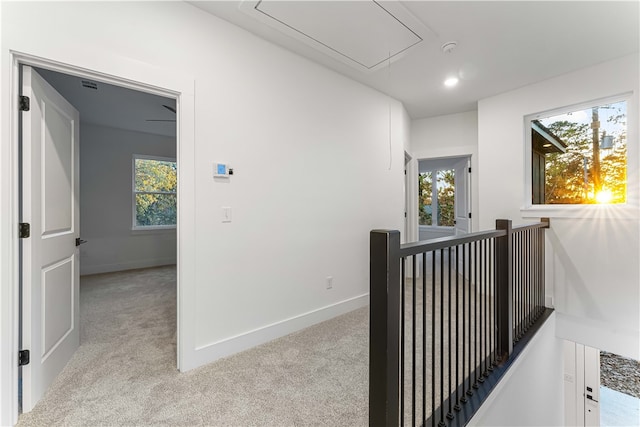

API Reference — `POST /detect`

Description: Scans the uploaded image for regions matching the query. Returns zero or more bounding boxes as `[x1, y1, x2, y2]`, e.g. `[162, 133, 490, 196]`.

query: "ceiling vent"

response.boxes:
[81, 80, 98, 90]
[240, 0, 436, 72]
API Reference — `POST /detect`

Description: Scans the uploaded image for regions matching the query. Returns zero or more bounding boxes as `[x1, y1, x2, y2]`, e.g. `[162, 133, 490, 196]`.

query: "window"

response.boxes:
[418, 169, 455, 227]
[529, 97, 627, 205]
[133, 155, 177, 229]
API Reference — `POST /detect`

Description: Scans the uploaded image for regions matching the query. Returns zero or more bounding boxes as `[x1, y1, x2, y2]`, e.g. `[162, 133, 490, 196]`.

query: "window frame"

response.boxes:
[132, 154, 177, 231]
[418, 168, 456, 229]
[521, 92, 636, 219]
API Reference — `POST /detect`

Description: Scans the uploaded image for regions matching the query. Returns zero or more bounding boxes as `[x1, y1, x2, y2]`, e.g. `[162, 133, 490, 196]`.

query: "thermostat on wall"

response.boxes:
[214, 163, 232, 178]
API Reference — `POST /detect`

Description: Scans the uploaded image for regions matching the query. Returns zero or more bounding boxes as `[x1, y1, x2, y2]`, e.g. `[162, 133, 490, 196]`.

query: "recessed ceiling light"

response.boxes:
[543, 143, 552, 148]
[444, 77, 459, 87]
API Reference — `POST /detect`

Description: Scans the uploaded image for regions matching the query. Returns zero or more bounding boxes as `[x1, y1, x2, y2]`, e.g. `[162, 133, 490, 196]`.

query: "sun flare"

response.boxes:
[595, 189, 613, 204]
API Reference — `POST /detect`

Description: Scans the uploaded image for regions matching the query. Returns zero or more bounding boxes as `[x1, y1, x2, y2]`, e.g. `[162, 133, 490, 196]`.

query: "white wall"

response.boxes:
[0, 3, 407, 422]
[410, 111, 480, 238]
[477, 54, 640, 360]
[79, 123, 177, 275]
[469, 313, 564, 426]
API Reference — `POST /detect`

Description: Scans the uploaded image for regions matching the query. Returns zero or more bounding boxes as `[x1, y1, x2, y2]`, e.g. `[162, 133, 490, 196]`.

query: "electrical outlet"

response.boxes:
[326, 276, 333, 289]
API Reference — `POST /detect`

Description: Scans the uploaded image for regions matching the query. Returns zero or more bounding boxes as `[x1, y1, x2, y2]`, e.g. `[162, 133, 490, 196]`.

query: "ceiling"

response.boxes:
[36, 68, 176, 138]
[189, 1, 640, 119]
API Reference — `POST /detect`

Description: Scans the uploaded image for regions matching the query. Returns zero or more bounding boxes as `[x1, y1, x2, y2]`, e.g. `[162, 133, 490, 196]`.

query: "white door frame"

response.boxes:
[417, 154, 472, 237]
[2, 51, 196, 425]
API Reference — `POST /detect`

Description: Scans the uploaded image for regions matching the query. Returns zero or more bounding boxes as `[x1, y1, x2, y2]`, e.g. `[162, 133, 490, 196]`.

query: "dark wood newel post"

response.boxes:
[495, 220, 513, 359]
[369, 230, 401, 427]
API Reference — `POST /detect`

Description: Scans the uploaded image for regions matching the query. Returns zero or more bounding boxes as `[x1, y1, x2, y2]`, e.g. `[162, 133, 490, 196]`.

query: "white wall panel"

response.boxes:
[469, 313, 564, 426]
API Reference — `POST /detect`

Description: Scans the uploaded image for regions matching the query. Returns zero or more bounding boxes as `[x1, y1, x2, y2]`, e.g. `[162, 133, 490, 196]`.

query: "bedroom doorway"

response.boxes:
[17, 61, 179, 415]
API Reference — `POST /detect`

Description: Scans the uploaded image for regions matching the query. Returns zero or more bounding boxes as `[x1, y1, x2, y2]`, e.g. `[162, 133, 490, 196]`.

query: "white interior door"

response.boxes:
[21, 66, 80, 412]
[564, 341, 601, 427]
[454, 156, 471, 235]
[584, 346, 601, 426]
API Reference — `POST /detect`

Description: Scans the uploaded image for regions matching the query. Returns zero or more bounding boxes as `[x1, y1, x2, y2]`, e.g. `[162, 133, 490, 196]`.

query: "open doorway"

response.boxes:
[599, 351, 640, 426]
[18, 65, 178, 414]
[417, 156, 471, 241]
[563, 340, 640, 426]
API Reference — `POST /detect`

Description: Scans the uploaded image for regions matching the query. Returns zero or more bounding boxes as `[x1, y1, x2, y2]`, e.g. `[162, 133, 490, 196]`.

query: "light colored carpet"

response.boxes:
[17, 266, 369, 426]
[17, 262, 503, 427]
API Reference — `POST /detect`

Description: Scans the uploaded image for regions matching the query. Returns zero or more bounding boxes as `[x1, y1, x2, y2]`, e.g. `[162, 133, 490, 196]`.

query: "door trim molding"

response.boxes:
[2, 50, 195, 425]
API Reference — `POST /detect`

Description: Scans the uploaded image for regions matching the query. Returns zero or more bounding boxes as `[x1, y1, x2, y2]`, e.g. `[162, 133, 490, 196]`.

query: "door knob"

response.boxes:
[75, 238, 87, 247]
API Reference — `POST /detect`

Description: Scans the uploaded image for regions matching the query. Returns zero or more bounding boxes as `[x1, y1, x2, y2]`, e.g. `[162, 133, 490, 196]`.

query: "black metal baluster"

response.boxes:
[401, 258, 405, 426]
[412, 255, 417, 427]
[491, 238, 496, 369]
[466, 242, 473, 397]
[432, 251, 436, 427]
[536, 229, 540, 317]
[540, 228, 544, 315]
[533, 230, 537, 320]
[485, 239, 489, 374]
[483, 239, 488, 378]
[422, 252, 427, 425]
[478, 239, 484, 383]
[514, 233, 523, 341]
[461, 243, 468, 403]
[536, 229, 539, 316]
[447, 247, 453, 420]
[533, 230, 536, 320]
[540, 227, 549, 313]
[529, 230, 533, 325]
[512, 233, 515, 341]
[480, 239, 487, 382]
[524, 231, 528, 330]
[521, 232, 525, 336]
[473, 241, 479, 389]
[455, 245, 461, 410]
[524, 230, 528, 331]
[439, 249, 445, 427]
[512, 233, 517, 342]
[515, 232, 519, 341]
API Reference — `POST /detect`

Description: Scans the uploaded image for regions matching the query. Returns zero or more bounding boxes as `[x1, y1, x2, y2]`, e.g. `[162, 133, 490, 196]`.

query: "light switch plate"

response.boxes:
[222, 207, 232, 223]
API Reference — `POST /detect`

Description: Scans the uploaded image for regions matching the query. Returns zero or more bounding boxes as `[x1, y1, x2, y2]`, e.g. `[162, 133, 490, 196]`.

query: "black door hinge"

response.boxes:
[19, 350, 30, 366]
[19, 223, 30, 238]
[468, 167, 472, 173]
[19, 96, 30, 112]
[468, 212, 472, 219]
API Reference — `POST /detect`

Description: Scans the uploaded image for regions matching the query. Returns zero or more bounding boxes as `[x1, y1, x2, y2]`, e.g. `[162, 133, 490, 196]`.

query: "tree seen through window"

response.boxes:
[134, 157, 177, 227]
[533, 100, 626, 204]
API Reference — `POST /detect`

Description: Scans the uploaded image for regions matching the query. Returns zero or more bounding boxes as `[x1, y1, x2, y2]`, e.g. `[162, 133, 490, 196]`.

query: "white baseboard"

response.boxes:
[181, 293, 369, 372]
[80, 258, 176, 276]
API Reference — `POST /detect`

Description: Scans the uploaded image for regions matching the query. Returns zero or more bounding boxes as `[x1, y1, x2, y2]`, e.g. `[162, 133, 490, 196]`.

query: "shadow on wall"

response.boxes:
[546, 228, 604, 321]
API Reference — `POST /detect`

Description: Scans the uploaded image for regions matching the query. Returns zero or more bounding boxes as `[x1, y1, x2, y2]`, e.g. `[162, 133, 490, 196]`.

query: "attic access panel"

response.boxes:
[245, 0, 433, 72]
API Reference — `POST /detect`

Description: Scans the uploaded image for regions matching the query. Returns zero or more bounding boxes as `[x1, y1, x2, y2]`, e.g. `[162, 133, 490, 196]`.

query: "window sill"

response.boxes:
[131, 226, 176, 235]
[521, 204, 639, 220]
[419, 225, 455, 230]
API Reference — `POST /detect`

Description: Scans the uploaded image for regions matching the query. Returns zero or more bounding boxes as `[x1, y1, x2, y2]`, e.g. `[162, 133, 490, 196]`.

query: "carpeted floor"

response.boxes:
[17, 262, 498, 427]
[18, 266, 369, 426]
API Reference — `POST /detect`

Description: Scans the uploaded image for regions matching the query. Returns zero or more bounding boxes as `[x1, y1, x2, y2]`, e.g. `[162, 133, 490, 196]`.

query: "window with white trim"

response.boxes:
[528, 97, 627, 205]
[418, 169, 455, 227]
[133, 155, 177, 229]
